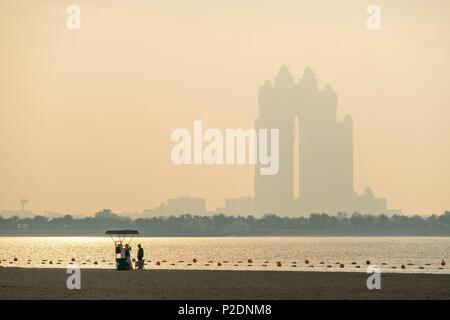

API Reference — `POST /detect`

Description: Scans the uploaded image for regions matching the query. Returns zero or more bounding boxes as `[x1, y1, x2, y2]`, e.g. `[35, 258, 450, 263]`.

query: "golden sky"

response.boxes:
[1, 0, 449, 215]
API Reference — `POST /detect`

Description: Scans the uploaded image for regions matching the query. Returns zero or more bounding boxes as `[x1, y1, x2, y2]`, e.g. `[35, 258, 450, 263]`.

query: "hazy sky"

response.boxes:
[1, 0, 449, 215]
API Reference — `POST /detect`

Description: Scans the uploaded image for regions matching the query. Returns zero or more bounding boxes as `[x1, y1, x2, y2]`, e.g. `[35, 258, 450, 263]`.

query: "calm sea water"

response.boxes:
[0, 237, 448, 274]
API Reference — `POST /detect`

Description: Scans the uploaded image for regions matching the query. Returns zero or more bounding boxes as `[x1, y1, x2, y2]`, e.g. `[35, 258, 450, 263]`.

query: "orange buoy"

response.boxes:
[441, 260, 446, 266]
[217, 262, 222, 267]
[304, 259, 309, 264]
[366, 260, 370, 265]
[277, 261, 282, 267]
[401, 264, 405, 269]
[248, 259, 253, 264]
[340, 263, 345, 268]
[193, 258, 197, 263]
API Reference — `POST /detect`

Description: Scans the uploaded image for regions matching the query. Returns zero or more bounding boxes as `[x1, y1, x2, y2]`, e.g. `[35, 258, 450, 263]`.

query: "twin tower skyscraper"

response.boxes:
[254, 66, 398, 216]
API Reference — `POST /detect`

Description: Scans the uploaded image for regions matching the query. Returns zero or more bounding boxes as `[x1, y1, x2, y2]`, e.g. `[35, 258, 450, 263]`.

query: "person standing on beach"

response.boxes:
[125, 244, 132, 270]
[137, 244, 144, 270]
[116, 242, 125, 259]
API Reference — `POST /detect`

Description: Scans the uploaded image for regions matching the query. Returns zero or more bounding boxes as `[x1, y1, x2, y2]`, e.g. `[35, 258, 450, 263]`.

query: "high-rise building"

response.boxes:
[255, 66, 399, 216]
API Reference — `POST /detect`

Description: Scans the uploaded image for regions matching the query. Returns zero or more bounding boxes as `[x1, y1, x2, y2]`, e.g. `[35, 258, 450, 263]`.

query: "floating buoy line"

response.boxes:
[1, 257, 447, 272]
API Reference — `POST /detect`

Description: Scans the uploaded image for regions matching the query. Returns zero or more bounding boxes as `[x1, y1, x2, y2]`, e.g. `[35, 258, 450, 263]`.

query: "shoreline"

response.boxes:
[1, 267, 449, 300]
[1, 234, 450, 237]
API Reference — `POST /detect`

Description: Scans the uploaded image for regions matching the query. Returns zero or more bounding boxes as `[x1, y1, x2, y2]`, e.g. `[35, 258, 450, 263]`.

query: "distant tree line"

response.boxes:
[0, 209, 449, 236]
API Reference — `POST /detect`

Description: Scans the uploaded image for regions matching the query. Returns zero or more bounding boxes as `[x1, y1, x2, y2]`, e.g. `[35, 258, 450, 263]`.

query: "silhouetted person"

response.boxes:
[136, 244, 144, 270]
[116, 242, 125, 258]
[125, 244, 132, 270]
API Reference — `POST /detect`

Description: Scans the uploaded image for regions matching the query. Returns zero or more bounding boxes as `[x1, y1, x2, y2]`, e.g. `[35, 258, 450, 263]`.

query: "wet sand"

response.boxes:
[0, 267, 449, 300]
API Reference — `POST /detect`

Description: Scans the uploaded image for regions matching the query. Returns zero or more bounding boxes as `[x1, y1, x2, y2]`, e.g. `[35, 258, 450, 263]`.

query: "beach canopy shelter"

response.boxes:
[105, 229, 139, 244]
[105, 230, 139, 271]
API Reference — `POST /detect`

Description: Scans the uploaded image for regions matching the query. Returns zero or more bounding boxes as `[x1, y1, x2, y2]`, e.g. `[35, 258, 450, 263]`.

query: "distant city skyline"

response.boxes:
[143, 67, 400, 217]
[1, 0, 449, 215]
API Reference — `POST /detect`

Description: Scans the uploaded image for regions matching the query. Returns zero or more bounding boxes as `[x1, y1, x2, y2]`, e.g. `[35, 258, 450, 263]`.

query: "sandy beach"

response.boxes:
[0, 267, 449, 300]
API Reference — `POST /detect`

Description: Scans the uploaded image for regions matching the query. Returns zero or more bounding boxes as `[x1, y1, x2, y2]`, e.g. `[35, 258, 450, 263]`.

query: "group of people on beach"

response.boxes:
[115, 243, 144, 270]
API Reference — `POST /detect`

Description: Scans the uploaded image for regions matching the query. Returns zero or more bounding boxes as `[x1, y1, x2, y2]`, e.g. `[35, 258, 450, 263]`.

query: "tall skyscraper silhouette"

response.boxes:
[255, 66, 399, 216]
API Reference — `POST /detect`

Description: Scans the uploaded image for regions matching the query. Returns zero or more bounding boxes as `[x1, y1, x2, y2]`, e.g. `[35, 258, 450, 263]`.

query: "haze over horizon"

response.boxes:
[1, 0, 450, 216]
